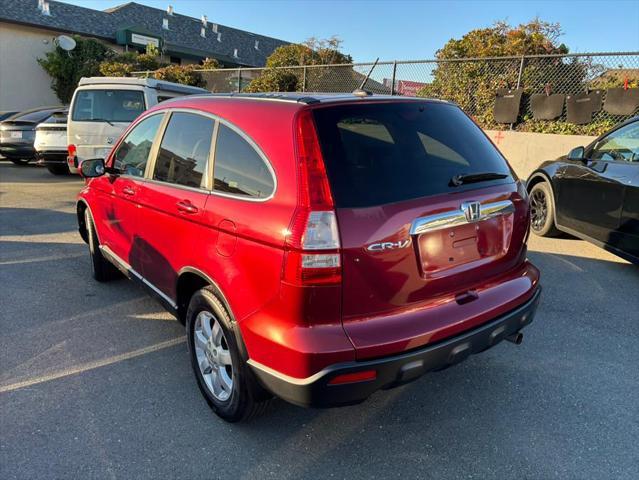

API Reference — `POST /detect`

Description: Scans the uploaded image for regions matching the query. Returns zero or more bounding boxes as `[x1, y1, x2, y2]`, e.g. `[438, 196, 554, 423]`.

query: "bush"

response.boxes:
[99, 49, 163, 77]
[152, 64, 206, 87]
[38, 36, 112, 103]
[201, 58, 221, 69]
[243, 69, 300, 93]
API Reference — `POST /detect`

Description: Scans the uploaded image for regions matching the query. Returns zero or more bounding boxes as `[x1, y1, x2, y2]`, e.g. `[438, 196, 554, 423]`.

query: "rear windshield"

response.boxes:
[72, 90, 145, 123]
[312, 101, 513, 208]
[10, 109, 61, 123]
[42, 112, 68, 124]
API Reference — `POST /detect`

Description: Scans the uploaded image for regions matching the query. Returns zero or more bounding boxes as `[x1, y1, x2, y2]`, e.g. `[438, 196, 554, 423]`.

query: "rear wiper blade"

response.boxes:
[449, 172, 508, 187]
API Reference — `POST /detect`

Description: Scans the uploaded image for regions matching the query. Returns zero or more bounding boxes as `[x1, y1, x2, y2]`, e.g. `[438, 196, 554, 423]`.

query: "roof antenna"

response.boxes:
[353, 57, 379, 97]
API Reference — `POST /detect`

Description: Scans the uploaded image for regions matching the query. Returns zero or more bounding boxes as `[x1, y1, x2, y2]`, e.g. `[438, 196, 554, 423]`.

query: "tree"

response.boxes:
[245, 37, 352, 93]
[38, 36, 112, 103]
[417, 19, 586, 129]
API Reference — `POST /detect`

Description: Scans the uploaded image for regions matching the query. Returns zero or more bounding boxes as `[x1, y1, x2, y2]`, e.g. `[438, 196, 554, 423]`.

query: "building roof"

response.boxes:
[0, 0, 289, 67]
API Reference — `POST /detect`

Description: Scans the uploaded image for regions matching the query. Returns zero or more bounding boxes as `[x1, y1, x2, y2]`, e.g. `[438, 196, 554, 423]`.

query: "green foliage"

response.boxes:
[417, 19, 602, 134]
[519, 118, 617, 136]
[436, 19, 567, 58]
[37, 36, 112, 104]
[243, 69, 300, 93]
[246, 37, 352, 93]
[99, 50, 162, 77]
[201, 57, 221, 69]
[152, 64, 206, 87]
[145, 43, 160, 57]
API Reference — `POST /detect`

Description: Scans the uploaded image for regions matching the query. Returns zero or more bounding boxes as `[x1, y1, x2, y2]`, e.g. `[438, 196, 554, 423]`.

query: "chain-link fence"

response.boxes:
[135, 51, 639, 134]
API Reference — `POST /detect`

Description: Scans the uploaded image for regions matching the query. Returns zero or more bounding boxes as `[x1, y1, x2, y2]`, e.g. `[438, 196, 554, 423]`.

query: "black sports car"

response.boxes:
[0, 106, 65, 165]
[527, 116, 638, 264]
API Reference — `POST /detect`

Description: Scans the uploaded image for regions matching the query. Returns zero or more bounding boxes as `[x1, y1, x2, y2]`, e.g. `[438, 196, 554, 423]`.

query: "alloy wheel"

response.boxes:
[194, 311, 234, 401]
[530, 189, 548, 232]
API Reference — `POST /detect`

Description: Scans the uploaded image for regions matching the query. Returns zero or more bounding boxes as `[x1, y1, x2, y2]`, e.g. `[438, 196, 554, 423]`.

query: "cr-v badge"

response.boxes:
[367, 239, 411, 252]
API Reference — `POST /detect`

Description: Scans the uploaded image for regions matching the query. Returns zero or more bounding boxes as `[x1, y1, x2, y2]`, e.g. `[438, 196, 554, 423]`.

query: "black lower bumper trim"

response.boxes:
[36, 151, 68, 164]
[250, 287, 541, 408]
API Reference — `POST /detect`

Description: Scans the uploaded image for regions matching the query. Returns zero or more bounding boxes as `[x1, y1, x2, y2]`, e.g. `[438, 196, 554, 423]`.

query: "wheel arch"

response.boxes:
[526, 170, 555, 196]
[76, 200, 90, 244]
[176, 267, 251, 360]
[176, 267, 235, 324]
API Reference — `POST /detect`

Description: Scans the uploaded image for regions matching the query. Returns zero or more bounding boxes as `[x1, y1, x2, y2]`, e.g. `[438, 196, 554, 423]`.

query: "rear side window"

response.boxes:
[113, 114, 163, 177]
[213, 124, 274, 199]
[153, 112, 214, 188]
[72, 90, 145, 123]
[312, 102, 512, 208]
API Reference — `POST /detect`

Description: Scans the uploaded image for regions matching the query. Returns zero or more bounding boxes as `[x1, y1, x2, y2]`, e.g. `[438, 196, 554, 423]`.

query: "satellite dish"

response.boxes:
[56, 35, 76, 51]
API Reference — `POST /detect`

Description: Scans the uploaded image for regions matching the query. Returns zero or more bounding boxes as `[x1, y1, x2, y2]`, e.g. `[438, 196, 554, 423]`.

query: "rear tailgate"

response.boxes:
[0, 122, 35, 145]
[312, 100, 534, 358]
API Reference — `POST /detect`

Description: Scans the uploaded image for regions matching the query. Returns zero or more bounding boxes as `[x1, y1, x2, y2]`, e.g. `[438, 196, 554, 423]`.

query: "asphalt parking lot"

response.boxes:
[1, 161, 637, 479]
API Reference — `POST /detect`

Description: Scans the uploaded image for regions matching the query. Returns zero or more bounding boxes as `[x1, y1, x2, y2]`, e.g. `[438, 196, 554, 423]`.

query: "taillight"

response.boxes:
[67, 144, 77, 169]
[283, 110, 341, 286]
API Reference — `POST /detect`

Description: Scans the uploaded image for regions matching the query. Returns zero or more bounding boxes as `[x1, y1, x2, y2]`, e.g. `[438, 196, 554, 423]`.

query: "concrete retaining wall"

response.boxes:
[484, 130, 596, 180]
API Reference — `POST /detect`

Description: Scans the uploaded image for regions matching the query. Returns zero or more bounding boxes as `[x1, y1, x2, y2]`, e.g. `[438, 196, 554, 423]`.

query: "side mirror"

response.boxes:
[567, 146, 585, 161]
[80, 158, 106, 178]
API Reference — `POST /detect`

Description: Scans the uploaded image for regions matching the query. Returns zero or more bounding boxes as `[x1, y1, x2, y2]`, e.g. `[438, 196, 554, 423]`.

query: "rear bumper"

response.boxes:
[249, 286, 541, 408]
[36, 150, 68, 165]
[0, 144, 35, 159]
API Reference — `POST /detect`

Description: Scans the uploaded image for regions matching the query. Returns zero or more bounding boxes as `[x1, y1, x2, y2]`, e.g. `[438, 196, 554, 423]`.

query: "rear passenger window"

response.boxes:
[113, 114, 163, 177]
[213, 124, 274, 199]
[153, 112, 214, 188]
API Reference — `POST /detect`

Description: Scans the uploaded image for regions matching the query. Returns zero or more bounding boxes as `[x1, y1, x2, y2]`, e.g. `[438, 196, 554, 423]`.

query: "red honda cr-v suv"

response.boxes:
[77, 93, 541, 422]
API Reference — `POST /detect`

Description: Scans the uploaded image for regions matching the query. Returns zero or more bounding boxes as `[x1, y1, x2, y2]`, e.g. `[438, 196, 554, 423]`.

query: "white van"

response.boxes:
[67, 77, 208, 172]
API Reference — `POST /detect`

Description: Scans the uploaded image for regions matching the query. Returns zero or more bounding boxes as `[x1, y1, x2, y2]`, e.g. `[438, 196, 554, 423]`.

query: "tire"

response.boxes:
[10, 158, 30, 165]
[529, 181, 561, 237]
[186, 287, 272, 422]
[84, 209, 120, 282]
[46, 164, 69, 175]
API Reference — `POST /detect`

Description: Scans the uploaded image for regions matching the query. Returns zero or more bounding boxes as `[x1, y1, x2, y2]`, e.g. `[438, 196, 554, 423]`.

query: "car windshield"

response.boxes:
[312, 101, 513, 208]
[72, 90, 145, 123]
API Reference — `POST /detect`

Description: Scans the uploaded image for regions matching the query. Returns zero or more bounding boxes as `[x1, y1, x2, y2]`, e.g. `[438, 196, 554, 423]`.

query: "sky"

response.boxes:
[57, 0, 639, 62]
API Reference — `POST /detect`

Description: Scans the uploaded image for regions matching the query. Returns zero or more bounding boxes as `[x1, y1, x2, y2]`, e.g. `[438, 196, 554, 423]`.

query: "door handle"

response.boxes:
[122, 186, 136, 196]
[177, 200, 198, 214]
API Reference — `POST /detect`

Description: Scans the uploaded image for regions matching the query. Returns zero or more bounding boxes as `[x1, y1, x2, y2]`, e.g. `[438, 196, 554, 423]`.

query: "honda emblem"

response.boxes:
[461, 201, 481, 222]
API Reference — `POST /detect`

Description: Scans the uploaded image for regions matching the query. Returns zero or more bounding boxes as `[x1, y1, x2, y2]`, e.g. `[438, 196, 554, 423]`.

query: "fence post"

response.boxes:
[237, 68, 242, 93]
[302, 66, 307, 92]
[390, 61, 397, 95]
[511, 55, 526, 130]
[515, 55, 525, 89]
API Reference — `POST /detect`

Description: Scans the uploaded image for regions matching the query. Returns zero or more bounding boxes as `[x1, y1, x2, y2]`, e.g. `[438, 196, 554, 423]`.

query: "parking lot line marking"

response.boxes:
[0, 252, 85, 266]
[0, 336, 186, 394]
